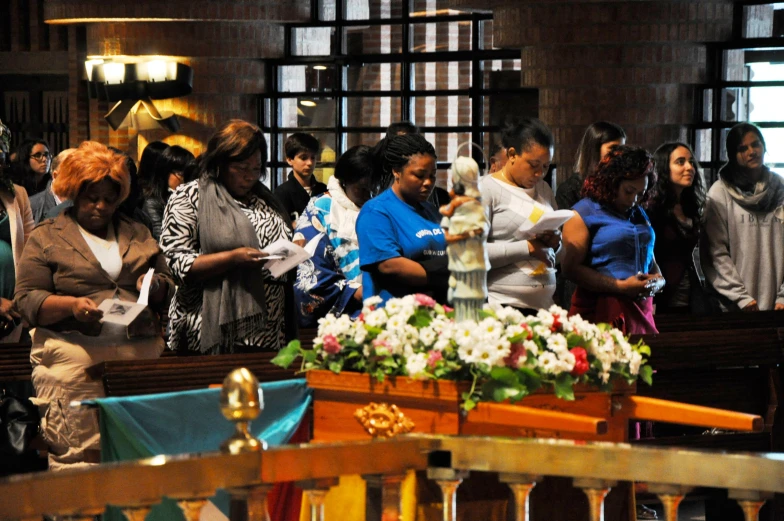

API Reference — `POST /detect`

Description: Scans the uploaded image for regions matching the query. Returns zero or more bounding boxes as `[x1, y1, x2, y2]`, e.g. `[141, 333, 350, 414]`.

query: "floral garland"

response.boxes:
[273, 294, 653, 410]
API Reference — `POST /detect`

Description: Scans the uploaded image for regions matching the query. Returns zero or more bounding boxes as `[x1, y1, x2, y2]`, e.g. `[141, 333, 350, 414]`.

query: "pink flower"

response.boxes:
[415, 293, 437, 308]
[427, 350, 443, 368]
[358, 312, 365, 322]
[504, 343, 526, 368]
[443, 305, 454, 313]
[570, 347, 589, 376]
[322, 334, 343, 355]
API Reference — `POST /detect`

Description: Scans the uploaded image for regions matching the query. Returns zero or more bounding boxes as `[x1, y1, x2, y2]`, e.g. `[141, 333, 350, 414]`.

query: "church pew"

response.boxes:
[86, 329, 317, 397]
[653, 309, 784, 333]
[0, 339, 32, 382]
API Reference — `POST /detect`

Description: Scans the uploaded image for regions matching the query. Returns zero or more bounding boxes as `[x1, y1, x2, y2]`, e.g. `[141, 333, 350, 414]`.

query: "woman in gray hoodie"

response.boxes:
[702, 122, 784, 311]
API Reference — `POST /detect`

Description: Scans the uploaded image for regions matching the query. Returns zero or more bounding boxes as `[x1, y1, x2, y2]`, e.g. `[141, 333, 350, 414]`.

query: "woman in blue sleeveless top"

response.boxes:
[561, 145, 664, 334]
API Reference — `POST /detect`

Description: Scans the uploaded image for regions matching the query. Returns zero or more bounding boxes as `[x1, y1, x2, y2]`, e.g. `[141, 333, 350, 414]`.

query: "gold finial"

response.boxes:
[220, 368, 267, 454]
[354, 402, 415, 438]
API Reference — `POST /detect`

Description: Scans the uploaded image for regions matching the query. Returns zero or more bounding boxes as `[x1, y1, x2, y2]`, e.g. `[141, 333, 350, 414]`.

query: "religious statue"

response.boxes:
[439, 153, 490, 323]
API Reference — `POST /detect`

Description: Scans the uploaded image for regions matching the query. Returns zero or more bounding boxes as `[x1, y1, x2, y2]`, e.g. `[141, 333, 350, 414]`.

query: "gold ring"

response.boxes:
[84, 311, 89, 316]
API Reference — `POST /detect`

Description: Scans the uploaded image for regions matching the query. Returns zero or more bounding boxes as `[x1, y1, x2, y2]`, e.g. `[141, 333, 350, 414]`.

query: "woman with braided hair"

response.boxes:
[356, 133, 448, 304]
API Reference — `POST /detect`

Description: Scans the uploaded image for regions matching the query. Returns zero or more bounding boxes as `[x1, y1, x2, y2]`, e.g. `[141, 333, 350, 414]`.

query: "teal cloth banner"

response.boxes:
[93, 378, 311, 521]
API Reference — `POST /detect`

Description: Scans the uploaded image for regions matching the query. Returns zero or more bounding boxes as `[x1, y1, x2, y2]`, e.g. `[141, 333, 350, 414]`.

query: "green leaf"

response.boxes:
[328, 359, 344, 373]
[302, 350, 318, 364]
[482, 380, 525, 403]
[639, 365, 653, 386]
[380, 357, 399, 369]
[462, 398, 477, 411]
[517, 366, 542, 390]
[566, 333, 583, 349]
[410, 309, 434, 328]
[478, 308, 496, 319]
[271, 341, 301, 368]
[489, 366, 519, 385]
[554, 373, 575, 401]
[637, 344, 652, 356]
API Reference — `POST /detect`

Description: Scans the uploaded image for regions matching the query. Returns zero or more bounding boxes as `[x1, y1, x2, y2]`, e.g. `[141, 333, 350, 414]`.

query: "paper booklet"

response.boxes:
[262, 238, 315, 278]
[97, 268, 155, 326]
[513, 209, 575, 241]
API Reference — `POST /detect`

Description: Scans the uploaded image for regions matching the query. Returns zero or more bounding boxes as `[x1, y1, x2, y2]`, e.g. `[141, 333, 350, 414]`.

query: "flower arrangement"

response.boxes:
[273, 294, 653, 411]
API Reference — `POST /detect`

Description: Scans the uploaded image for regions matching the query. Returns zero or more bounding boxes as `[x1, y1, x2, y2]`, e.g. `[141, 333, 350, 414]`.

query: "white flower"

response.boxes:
[362, 295, 383, 313]
[546, 335, 569, 355]
[405, 352, 429, 380]
[365, 309, 388, 328]
[457, 343, 481, 364]
[454, 324, 475, 347]
[385, 299, 404, 315]
[629, 351, 642, 375]
[419, 327, 437, 346]
[523, 339, 540, 357]
[533, 325, 552, 339]
[434, 338, 452, 352]
[478, 317, 504, 339]
[537, 352, 559, 374]
[353, 326, 368, 345]
[495, 305, 525, 325]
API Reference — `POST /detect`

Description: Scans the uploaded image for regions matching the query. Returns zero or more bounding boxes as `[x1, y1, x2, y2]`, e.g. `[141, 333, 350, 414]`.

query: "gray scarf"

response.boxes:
[198, 177, 266, 354]
[720, 166, 784, 217]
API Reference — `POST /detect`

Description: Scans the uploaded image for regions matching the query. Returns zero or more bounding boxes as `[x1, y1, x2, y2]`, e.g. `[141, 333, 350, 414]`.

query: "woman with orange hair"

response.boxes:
[14, 141, 174, 470]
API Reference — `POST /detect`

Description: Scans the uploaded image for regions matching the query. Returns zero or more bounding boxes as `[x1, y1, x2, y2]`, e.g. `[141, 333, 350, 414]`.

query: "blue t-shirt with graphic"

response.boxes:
[356, 188, 447, 304]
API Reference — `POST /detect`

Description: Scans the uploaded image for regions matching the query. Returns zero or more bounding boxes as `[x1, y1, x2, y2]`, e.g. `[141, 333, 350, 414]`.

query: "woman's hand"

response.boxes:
[743, 300, 760, 312]
[231, 247, 268, 268]
[617, 274, 652, 300]
[137, 273, 168, 303]
[528, 239, 556, 268]
[0, 298, 20, 323]
[71, 297, 103, 322]
[640, 274, 665, 298]
[536, 230, 562, 250]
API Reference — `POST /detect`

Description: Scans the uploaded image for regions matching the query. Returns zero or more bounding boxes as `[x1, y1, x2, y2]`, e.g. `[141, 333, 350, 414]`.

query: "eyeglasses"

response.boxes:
[31, 152, 52, 162]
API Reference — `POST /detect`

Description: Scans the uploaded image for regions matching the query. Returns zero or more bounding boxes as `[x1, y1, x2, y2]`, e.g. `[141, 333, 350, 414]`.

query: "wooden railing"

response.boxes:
[0, 434, 782, 521]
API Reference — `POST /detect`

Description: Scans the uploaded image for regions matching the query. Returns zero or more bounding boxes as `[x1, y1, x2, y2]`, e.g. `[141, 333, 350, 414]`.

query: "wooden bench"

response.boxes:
[86, 329, 318, 397]
[0, 338, 32, 382]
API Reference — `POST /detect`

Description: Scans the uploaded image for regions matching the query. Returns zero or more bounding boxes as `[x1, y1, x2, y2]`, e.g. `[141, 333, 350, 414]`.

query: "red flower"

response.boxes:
[358, 313, 365, 322]
[550, 313, 562, 332]
[521, 324, 533, 340]
[322, 334, 343, 355]
[570, 347, 589, 376]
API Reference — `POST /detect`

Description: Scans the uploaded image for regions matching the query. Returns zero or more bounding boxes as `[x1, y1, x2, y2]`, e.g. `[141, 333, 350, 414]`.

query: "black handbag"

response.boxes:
[0, 387, 42, 475]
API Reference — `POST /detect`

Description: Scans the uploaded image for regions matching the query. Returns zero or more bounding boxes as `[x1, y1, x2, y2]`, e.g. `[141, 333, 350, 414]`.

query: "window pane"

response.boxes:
[723, 50, 749, 82]
[345, 63, 402, 91]
[409, 0, 468, 18]
[410, 21, 472, 53]
[319, 0, 336, 21]
[412, 61, 471, 91]
[291, 27, 335, 56]
[344, 132, 386, 150]
[278, 97, 337, 128]
[479, 19, 495, 50]
[480, 59, 522, 90]
[742, 4, 784, 38]
[759, 128, 784, 165]
[420, 131, 471, 166]
[412, 95, 472, 129]
[702, 88, 713, 122]
[345, 96, 402, 127]
[749, 62, 784, 81]
[279, 65, 337, 93]
[345, 0, 401, 20]
[343, 25, 403, 54]
[750, 86, 784, 121]
[694, 129, 713, 163]
[719, 88, 749, 122]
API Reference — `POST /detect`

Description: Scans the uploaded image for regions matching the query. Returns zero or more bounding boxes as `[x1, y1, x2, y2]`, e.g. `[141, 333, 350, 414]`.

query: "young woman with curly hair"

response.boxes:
[647, 142, 708, 313]
[561, 145, 664, 333]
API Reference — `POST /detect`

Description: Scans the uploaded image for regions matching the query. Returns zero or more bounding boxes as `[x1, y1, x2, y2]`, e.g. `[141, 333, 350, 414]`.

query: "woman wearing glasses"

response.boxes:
[12, 139, 52, 197]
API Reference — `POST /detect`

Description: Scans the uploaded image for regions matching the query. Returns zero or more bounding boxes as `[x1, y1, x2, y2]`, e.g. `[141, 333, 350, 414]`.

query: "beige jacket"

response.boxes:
[14, 211, 174, 337]
[0, 184, 34, 342]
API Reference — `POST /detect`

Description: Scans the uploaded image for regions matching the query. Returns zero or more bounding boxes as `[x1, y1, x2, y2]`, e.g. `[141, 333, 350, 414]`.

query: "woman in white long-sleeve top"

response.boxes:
[480, 117, 561, 312]
[702, 122, 784, 312]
